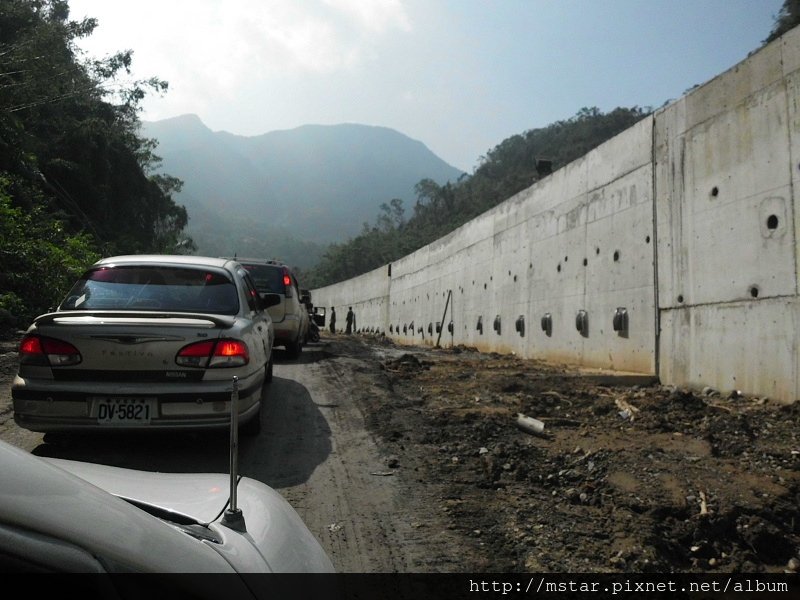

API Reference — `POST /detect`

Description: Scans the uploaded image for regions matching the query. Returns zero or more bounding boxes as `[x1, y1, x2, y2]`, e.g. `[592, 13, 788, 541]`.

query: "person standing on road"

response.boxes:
[329, 307, 336, 334]
[345, 307, 355, 335]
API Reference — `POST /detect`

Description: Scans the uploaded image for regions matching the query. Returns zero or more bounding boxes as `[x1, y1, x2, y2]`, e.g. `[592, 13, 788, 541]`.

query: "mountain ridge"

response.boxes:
[141, 115, 464, 268]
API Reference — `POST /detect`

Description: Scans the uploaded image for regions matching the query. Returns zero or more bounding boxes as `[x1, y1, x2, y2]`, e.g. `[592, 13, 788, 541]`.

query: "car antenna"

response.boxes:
[221, 376, 247, 532]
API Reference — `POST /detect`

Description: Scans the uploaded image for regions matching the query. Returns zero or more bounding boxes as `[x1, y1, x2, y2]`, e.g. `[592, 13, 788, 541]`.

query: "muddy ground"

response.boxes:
[332, 333, 800, 574]
[2, 330, 800, 575]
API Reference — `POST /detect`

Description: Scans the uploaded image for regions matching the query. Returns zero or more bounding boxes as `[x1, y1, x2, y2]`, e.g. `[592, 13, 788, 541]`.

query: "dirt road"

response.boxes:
[2, 332, 800, 575]
[248, 344, 466, 572]
[0, 335, 465, 573]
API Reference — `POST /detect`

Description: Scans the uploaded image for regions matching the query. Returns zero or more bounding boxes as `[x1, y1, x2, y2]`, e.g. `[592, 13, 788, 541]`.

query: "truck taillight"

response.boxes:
[176, 339, 249, 368]
[19, 335, 82, 366]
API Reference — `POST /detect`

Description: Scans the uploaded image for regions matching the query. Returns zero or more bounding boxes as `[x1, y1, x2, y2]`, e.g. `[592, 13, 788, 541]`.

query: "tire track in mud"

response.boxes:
[263, 348, 399, 571]
[265, 344, 459, 572]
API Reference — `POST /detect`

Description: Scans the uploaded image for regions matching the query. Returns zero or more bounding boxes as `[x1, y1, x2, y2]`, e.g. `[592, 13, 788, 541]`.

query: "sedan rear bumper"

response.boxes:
[12, 372, 264, 433]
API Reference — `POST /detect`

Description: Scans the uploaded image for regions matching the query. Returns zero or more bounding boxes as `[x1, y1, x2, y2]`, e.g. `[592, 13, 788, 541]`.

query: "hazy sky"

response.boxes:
[68, 0, 784, 172]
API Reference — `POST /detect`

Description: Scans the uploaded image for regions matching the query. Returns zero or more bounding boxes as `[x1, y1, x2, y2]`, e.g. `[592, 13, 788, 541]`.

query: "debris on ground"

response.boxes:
[339, 333, 800, 573]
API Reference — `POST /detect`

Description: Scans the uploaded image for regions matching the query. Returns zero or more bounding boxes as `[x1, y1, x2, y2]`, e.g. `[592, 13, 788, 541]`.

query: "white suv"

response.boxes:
[234, 258, 309, 359]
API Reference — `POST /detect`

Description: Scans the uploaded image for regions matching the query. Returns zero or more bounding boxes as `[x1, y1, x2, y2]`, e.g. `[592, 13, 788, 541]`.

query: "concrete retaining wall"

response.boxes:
[312, 27, 800, 403]
[311, 265, 390, 333]
[654, 28, 800, 401]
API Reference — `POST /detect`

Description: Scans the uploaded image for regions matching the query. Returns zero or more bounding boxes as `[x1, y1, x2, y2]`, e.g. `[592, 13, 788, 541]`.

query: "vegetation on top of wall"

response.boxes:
[764, 0, 800, 44]
[301, 106, 650, 288]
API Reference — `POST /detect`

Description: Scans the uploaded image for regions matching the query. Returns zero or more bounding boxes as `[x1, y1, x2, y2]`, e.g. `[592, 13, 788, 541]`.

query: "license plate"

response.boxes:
[94, 397, 155, 425]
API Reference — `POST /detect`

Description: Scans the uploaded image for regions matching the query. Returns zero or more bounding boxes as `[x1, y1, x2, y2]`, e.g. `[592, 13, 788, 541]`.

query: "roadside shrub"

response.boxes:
[0, 292, 24, 335]
[0, 183, 100, 325]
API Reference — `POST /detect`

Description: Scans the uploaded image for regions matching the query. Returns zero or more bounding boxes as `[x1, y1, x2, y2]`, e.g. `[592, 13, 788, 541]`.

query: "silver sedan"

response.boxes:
[12, 255, 278, 436]
[0, 439, 335, 575]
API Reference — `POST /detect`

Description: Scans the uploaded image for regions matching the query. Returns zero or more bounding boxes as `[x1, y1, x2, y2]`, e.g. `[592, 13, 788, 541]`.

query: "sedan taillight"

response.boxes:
[19, 335, 82, 366]
[176, 339, 249, 368]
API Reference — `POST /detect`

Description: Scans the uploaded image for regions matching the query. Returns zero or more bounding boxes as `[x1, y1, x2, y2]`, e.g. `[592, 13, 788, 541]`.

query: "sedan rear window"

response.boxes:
[59, 266, 240, 315]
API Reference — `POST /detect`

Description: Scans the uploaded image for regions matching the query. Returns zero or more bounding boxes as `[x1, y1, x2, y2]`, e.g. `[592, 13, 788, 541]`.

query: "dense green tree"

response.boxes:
[0, 0, 193, 329]
[765, 0, 800, 44]
[0, 179, 100, 329]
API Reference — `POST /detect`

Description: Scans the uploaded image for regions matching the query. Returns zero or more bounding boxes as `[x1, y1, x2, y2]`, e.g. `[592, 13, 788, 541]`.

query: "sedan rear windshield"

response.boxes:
[59, 266, 240, 315]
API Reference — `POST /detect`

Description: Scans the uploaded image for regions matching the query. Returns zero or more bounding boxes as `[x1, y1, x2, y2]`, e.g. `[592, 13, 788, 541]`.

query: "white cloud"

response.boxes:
[223, 1, 354, 73]
[67, 0, 776, 173]
[71, 0, 412, 77]
[67, 0, 418, 131]
[322, 0, 412, 34]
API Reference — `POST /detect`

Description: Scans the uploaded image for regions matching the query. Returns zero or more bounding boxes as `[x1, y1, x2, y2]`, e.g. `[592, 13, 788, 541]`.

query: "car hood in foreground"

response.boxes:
[0, 442, 236, 572]
[0, 442, 334, 573]
[48, 457, 335, 573]
[46, 457, 231, 524]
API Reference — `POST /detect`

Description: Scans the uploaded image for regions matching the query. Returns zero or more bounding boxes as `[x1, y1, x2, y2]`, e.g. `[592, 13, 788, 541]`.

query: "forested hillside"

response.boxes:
[0, 0, 192, 330]
[302, 106, 650, 288]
